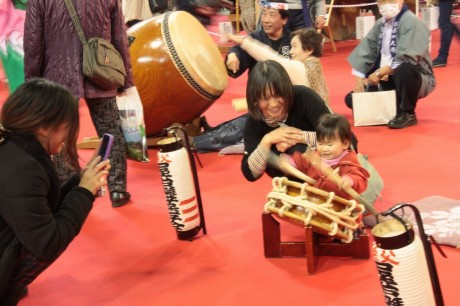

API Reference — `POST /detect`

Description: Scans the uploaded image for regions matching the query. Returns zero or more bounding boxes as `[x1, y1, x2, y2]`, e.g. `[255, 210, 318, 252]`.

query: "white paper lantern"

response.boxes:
[372, 218, 435, 306]
[157, 137, 201, 240]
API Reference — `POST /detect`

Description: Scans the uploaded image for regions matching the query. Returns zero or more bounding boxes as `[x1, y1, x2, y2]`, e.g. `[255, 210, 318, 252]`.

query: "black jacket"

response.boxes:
[0, 133, 94, 295]
[225, 27, 292, 78]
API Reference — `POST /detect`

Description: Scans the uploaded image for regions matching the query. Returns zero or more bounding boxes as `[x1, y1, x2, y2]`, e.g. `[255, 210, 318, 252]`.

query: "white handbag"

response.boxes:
[352, 88, 397, 126]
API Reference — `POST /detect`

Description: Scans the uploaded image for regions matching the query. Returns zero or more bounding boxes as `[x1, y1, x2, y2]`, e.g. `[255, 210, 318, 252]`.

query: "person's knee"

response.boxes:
[393, 64, 421, 85]
[344, 91, 353, 109]
[394, 63, 416, 75]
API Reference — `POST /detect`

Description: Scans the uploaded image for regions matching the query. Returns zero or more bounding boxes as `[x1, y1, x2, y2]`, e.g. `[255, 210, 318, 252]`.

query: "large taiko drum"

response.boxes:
[127, 11, 228, 136]
[264, 177, 365, 242]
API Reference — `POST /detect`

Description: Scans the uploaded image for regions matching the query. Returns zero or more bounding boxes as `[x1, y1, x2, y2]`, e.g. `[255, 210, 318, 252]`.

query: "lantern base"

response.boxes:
[262, 212, 370, 275]
[176, 226, 201, 241]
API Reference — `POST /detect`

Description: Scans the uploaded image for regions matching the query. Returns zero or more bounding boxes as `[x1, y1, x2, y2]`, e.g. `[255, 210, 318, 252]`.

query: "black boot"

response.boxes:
[199, 116, 213, 132]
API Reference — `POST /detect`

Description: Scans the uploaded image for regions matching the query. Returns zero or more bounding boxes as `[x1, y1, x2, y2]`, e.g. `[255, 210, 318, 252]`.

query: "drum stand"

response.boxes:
[262, 213, 370, 275]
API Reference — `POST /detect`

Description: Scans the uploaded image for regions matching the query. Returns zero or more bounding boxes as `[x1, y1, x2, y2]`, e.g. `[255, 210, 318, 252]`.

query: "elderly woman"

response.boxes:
[228, 28, 330, 106]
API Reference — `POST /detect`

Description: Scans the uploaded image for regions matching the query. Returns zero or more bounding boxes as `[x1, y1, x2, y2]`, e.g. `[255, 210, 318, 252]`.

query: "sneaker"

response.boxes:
[432, 58, 447, 68]
[388, 112, 417, 129]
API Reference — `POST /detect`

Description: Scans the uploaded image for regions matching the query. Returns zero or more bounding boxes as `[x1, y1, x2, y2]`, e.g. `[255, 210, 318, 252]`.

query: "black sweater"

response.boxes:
[241, 85, 331, 181]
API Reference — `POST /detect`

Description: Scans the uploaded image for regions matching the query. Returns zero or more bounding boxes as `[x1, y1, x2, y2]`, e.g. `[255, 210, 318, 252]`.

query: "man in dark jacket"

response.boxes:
[24, 0, 134, 207]
[225, 1, 291, 78]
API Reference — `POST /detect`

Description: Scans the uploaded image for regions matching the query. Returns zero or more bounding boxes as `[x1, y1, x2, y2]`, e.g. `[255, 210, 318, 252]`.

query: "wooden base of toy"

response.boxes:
[262, 212, 370, 275]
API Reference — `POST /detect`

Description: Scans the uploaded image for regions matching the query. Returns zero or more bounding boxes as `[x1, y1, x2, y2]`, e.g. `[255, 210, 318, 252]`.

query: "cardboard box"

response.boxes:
[420, 6, 439, 31]
[356, 15, 375, 40]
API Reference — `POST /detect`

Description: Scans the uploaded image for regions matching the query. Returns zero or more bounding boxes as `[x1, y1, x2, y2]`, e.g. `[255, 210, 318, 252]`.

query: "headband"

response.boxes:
[259, 1, 289, 10]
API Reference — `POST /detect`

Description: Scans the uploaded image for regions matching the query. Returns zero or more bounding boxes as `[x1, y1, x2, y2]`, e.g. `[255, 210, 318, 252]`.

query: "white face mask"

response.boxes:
[379, 3, 401, 20]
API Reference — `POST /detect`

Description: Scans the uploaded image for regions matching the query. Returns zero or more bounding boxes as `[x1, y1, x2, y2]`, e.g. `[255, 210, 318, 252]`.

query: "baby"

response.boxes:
[292, 113, 369, 199]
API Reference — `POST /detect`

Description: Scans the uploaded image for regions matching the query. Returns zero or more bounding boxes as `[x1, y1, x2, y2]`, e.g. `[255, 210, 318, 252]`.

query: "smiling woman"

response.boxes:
[241, 60, 331, 182]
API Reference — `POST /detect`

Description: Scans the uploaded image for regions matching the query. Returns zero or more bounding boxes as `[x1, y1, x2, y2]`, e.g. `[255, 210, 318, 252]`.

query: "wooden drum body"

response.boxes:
[264, 177, 364, 242]
[127, 11, 228, 136]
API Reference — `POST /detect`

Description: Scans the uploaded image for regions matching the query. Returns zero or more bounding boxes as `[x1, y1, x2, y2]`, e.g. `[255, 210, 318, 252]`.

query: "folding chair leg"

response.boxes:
[326, 27, 337, 53]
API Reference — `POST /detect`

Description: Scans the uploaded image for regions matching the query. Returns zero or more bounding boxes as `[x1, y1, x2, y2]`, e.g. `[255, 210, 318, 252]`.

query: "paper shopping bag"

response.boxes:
[352, 90, 396, 126]
[116, 86, 150, 162]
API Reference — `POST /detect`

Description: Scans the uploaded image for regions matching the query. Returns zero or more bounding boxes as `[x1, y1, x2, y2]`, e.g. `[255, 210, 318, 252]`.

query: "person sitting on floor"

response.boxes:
[228, 28, 330, 106]
[193, 28, 333, 154]
[290, 113, 369, 200]
[226, 1, 291, 78]
[241, 60, 331, 182]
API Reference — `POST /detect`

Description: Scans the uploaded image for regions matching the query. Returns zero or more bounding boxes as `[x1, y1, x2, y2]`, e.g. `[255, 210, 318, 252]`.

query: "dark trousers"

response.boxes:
[194, 114, 248, 152]
[437, 0, 460, 61]
[287, 8, 314, 31]
[0, 247, 53, 305]
[345, 63, 422, 113]
[86, 97, 127, 193]
[53, 97, 127, 193]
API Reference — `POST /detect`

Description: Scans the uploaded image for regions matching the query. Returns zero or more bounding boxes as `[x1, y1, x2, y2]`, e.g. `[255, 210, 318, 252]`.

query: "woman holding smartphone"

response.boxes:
[0, 79, 110, 305]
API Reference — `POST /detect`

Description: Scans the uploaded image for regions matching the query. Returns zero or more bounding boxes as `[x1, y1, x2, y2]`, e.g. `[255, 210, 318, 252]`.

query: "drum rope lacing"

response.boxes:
[264, 177, 364, 243]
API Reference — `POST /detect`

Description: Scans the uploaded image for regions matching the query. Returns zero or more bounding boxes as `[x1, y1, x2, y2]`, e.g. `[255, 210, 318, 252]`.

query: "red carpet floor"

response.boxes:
[1, 26, 460, 306]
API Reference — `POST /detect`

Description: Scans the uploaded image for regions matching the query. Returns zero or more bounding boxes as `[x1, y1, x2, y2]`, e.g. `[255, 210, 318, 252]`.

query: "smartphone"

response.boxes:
[96, 134, 114, 197]
[98, 133, 114, 161]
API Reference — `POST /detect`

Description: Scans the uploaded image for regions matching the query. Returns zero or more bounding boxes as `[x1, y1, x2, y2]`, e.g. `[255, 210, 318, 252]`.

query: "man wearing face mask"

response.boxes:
[345, 0, 435, 129]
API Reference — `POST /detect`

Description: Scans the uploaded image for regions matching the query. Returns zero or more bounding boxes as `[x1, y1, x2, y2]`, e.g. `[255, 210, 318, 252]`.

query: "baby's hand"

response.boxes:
[339, 175, 354, 190]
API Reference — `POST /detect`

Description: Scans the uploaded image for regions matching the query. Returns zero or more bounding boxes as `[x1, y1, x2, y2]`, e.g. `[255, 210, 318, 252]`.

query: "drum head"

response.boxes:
[164, 11, 227, 98]
[127, 11, 228, 136]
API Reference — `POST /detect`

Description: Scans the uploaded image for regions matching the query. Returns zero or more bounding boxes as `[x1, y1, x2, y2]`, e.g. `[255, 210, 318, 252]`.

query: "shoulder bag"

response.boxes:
[63, 0, 127, 90]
